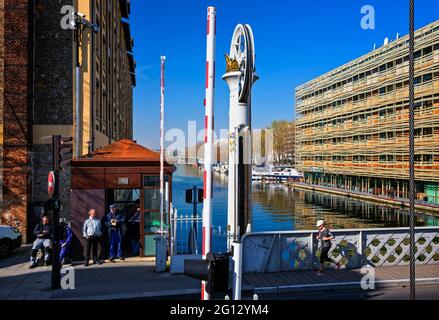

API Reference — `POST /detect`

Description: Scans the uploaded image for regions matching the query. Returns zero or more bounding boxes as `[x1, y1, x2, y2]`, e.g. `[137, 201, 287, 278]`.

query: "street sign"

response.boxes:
[48, 171, 55, 199]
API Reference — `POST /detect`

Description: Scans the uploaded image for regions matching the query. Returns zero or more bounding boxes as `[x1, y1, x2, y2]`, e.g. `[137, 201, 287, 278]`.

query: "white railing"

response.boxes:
[169, 206, 228, 256]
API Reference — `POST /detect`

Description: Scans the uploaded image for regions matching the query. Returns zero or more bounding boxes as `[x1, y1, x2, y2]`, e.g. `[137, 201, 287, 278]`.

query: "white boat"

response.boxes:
[252, 167, 302, 181]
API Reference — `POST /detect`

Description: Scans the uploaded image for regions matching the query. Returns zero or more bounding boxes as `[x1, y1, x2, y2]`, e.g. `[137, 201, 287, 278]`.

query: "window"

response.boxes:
[424, 128, 433, 136]
[423, 154, 433, 163]
[423, 73, 433, 82]
[414, 50, 422, 59]
[144, 176, 159, 187]
[423, 46, 433, 55]
[414, 76, 422, 85]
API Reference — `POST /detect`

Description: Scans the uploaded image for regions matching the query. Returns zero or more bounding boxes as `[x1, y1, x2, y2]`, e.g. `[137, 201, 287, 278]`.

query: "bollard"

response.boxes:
[155, 235, 167, 273]
[225, 295, 230, 300]
[253, 293, 259, 301]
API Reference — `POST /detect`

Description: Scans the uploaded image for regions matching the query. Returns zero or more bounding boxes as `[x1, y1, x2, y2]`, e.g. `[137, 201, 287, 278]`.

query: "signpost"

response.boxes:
[186, 186, 204, 254]
[48, 135, 73, 290]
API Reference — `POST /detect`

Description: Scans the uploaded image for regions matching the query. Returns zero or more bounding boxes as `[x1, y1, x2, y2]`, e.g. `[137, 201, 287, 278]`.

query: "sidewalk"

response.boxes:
[0, 246, 200, 300]
[3, 246, 439, 300]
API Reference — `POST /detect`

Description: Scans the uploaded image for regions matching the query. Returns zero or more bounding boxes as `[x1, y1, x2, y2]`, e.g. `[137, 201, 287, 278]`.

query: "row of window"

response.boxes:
[302, 155, 434, 163]
[299, 43, 439, 101]
[301, 127, 437, 146]
[301, 72, 438, 117]
[299, 98, 438, 130]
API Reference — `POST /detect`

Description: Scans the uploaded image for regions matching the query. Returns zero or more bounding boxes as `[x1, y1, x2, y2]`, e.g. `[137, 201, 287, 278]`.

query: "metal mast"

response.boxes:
[160, 56, 166, 234]
[201, 6, 216, 301]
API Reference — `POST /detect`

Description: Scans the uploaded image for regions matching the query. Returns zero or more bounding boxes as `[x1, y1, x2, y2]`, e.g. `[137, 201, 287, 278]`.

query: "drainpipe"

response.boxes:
[75, 17, 81, 158]
[91, 1, 96, 151]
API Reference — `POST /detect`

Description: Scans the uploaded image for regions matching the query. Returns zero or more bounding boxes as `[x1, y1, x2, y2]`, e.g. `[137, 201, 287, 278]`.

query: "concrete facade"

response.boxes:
[295, 20, 439, 204]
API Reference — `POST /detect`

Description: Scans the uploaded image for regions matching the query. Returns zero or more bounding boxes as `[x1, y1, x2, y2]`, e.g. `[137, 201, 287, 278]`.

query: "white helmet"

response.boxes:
[316, 220, 324, 228]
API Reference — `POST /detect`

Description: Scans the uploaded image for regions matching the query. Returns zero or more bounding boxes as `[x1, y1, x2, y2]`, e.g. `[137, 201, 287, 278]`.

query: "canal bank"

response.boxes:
[289, 182, 439, 215]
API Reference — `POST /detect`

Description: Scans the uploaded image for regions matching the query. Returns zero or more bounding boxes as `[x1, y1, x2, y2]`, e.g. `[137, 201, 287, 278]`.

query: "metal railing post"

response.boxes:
[169, 206, 174, 257]
[358, 231, 364, 268]
[310, 232, 315, 271]
[173, 209, 178, 256]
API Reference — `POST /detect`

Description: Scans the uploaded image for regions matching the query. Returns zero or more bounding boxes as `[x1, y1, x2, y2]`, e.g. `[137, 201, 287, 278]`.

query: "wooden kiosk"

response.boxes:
[70, 139, 175, 258]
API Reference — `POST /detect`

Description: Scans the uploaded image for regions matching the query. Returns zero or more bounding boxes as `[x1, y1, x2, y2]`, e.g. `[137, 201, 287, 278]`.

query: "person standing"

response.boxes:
[29, 216, 53, 269]
[105, 204, 125, 262]
[60, 218, 73, 265]
[83, 209, 103, 266]
[316, 220, 340, 276]
[128, 207, 141, 256]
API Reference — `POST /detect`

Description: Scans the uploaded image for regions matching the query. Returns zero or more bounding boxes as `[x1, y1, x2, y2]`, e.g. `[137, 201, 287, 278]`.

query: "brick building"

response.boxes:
[0, 0, 136, 242]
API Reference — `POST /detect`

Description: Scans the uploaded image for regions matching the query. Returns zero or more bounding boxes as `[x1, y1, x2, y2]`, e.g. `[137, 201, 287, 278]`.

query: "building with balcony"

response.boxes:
[295, 20, 439, 204]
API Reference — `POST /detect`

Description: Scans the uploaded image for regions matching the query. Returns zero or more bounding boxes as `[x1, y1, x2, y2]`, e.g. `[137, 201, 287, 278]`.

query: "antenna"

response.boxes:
[384, 37, 389, 45]
[396, 32, 400, 40]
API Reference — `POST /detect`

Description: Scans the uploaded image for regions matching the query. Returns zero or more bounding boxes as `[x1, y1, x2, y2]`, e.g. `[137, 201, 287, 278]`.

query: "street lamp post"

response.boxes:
[73, 13, 99, 158]
[408, 0, 416, 301]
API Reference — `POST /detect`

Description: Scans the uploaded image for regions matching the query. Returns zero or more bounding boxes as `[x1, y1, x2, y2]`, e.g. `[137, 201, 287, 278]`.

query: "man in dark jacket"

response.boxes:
[104, 204, 125, 262]
[29, 216, 53, 269]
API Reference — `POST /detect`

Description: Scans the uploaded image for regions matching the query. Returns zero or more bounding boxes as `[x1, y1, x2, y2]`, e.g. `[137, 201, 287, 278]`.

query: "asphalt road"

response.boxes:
[142, 285, 439, 300]
[252, 285, 439, 300]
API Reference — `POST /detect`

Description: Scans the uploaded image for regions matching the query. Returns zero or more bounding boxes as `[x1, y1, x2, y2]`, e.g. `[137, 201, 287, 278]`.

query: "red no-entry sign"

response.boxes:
[48, 171, 55, 198]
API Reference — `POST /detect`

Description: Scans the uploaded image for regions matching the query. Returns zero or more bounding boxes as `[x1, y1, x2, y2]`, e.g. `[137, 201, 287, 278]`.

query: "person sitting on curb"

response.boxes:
[316, 220, 341, 276]
[29, 216, 53, 269]
[83, 209, 103, 266]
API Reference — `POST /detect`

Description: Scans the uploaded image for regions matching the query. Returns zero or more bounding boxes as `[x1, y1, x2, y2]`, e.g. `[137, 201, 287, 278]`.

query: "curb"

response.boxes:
[59, 288, 201, 300]
[251, 277, 439, 296]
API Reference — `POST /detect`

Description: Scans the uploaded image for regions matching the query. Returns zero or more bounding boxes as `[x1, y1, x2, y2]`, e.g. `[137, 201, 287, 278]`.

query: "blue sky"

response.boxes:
[130, 0, 439, 149]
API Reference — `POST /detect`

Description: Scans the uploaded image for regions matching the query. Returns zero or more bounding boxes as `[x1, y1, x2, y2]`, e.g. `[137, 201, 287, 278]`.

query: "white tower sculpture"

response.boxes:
[223, 24, 258, 249]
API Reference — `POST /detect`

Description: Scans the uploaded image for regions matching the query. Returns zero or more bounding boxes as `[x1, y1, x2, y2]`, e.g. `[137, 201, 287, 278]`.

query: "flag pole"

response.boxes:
[160, 56, 166, 234]
[201, 6, 216, 301]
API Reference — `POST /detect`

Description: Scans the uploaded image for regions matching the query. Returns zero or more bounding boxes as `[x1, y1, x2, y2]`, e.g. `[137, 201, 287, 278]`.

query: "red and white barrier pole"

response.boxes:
[202, 6, 216, 301]
[160, 56, 166, 234]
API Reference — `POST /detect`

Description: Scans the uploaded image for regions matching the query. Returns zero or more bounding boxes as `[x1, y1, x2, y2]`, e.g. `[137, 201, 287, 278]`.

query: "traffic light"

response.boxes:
[184, 252, 230, 295]
[53, 135, 73, 171]
[185, 187, 204, 204]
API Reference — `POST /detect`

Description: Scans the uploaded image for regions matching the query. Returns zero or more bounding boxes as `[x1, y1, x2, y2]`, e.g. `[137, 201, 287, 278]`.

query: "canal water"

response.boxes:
[172, 165, 439, 253]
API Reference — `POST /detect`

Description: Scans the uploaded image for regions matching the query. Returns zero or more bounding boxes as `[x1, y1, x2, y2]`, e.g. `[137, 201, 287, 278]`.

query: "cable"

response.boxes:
[408, 0, 416, 301]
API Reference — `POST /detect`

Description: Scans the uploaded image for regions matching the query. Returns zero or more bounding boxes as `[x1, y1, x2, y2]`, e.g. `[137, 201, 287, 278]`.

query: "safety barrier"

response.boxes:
[242, 227, 439, 273]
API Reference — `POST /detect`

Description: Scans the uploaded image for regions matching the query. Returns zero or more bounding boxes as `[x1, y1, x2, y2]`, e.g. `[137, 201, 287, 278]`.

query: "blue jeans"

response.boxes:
[131, 238, 140, 256]
[30, 239, 52, 264]
[60, 241, 70, 262]
[109, 230, 122, 259]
